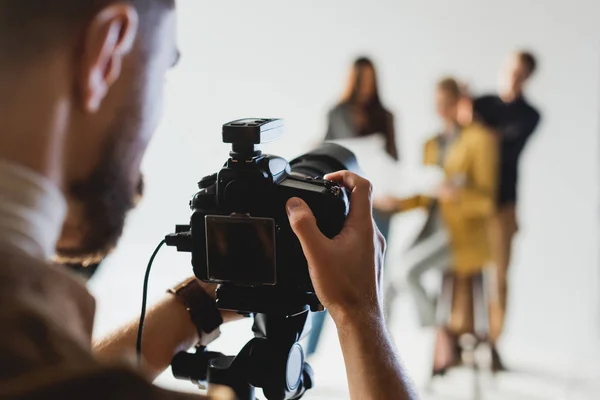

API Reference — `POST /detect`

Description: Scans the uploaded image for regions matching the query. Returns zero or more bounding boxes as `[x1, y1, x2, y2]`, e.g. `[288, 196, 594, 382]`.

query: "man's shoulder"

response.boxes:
[0, 364, 206, 399]
[474, 94, 502, 109]
[0, 246, 95, 319]
[522, 99, 541, 121]
[475, 94, 500, 102]
[473, 95, 504, 125]
[0, 249, 207, 399]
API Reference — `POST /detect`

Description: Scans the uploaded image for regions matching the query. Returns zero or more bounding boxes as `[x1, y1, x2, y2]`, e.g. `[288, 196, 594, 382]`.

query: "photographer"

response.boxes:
[0, 1, 415, 399]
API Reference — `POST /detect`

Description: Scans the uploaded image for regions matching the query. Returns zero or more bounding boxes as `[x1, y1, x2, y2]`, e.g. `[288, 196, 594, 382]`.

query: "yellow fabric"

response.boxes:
[395, 195, 430, 211]
[399, 124, 498, 275]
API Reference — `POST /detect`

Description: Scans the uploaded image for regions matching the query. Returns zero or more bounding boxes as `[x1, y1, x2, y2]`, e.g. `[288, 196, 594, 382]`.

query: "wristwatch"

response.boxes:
[168, 278, 223, 346]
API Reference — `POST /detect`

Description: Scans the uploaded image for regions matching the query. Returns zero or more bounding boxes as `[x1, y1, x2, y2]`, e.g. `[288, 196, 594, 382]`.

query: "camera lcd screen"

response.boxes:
[205, 215, 276, 286]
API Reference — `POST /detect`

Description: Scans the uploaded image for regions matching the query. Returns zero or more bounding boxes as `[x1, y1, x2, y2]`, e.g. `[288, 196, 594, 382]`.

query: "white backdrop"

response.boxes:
[90, 0, 600, 387]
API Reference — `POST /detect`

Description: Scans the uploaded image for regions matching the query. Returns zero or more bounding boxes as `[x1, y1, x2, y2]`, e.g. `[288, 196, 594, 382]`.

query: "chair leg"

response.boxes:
[471, 272, 489, 400]
[436, 272, 454, 326]
[472, 358, 483, 400]
[472, 273, 489, 341]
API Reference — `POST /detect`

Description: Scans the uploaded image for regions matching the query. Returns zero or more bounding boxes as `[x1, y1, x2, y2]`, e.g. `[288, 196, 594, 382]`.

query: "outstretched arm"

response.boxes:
[93, 281, 240, 381]
[287, 171, 417, 400]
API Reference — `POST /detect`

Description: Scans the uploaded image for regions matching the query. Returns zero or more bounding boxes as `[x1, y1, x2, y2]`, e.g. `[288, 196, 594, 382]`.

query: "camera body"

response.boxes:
[174, 119, 357, 314]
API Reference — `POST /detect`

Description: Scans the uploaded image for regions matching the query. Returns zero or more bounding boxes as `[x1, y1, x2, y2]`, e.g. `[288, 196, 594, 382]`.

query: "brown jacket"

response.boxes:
[397, 123, 498, 275]
[0, 247, 204, 399]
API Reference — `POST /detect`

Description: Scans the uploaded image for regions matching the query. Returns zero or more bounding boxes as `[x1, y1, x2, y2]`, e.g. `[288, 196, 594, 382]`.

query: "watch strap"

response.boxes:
[168, 278, 223, 345]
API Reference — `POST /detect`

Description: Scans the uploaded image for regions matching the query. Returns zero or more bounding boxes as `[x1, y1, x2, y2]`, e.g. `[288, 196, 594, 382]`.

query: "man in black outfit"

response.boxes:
[475, 51, 541, 370]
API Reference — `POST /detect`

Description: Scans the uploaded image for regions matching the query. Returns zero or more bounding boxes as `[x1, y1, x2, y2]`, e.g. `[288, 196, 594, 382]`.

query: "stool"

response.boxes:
[428, 269, 493, 400]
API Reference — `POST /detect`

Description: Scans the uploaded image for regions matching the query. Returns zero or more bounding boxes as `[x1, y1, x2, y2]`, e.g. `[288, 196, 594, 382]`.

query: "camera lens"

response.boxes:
[289, 142, 361, 179]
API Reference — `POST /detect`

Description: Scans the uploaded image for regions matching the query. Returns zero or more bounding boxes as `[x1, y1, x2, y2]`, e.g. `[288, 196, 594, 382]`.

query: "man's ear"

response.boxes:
[80, 4, 139, 113]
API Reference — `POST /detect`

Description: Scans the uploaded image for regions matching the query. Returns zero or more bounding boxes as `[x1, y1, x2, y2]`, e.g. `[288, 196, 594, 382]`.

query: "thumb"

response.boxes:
[286, 198, 329, 258]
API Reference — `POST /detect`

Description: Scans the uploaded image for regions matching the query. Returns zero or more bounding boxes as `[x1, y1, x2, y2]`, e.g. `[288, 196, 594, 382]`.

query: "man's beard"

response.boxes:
[55, 141, 144, 266]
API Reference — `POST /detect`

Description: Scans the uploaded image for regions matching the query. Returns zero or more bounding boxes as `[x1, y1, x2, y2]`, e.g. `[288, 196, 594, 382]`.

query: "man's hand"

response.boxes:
[286, 171, 385, 324]
[286, 171, 416, 400]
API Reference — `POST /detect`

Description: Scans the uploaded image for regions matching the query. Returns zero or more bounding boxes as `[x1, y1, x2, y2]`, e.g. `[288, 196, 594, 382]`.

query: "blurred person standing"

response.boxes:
[325, 56, 398, 160]
[307, 56, 399, 358]
[475, 51, 541, 369]
[431, 92, 499, 374]
[324, 56, 399, 240]
[375, 78, 461, 328]
[376, 87, 499, 374]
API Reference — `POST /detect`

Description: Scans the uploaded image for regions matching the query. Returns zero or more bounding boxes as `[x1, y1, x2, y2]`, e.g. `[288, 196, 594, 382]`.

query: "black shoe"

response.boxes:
[491, 346, 507, 373]
[432, 367, 448, 378]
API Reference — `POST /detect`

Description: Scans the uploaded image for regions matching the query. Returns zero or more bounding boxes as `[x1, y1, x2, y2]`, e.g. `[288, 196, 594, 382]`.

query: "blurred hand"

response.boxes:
[373, 195, 399, 213]
[437, 182, 458, 202]
[286, 171, 385, 324]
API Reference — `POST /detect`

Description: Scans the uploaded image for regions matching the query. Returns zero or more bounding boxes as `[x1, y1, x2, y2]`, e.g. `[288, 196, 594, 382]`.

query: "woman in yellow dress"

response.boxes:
[376, 84, 499, 374]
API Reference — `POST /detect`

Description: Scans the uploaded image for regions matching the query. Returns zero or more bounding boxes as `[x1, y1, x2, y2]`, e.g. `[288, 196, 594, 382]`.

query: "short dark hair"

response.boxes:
[0, 0, 174, 68]
[517, 51, 537, 76]
[437, 77, 461, 102]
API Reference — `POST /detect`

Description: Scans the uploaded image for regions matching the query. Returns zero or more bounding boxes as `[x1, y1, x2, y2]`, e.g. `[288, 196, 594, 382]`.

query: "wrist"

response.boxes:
[163, 295, 200, 348]
[168, 278, 223, 347]
[330, 303, 385, 334]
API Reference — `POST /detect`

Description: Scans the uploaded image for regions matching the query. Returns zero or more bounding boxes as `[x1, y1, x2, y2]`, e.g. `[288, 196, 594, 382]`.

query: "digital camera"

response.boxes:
[168, 119, 360, 314]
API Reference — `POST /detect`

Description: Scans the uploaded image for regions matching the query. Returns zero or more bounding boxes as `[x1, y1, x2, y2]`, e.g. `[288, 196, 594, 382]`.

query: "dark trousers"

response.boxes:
[489, 204, 518, 343]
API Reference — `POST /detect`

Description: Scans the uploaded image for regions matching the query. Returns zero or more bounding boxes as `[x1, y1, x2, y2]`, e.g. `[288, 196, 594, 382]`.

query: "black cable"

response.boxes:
[136, 239, 167, 366]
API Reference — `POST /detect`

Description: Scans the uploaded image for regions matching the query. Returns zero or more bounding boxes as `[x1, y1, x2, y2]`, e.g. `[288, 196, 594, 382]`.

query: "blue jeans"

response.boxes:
[306, 310, 328, 357]
[373, 209, 393, 241]
[305, 210, 393, 357]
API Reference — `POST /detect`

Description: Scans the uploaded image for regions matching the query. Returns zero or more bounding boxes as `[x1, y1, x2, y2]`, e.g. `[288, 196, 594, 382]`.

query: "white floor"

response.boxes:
[148, 298, 600, 399]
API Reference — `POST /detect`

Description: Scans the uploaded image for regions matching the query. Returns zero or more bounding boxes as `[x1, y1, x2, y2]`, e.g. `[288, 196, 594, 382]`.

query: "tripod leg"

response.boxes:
[472, 360, 482, 400]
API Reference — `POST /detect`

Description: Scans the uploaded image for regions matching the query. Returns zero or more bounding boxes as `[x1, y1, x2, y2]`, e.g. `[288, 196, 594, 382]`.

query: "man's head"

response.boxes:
[0, 0, 178, 264]
[435, 77, 460, 123]
[499, 51, 537, 98]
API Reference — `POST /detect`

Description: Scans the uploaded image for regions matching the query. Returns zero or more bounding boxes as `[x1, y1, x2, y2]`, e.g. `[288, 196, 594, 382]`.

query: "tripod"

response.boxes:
[171, 311, 315, 400]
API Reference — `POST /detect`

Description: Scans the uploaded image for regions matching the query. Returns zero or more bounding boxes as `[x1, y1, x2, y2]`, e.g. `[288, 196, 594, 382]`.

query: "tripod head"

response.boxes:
[171, 311, 315, 400]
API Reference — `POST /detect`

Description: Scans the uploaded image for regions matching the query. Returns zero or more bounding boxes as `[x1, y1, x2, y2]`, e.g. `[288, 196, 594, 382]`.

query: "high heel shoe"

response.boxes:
[431, 329, 460, 378]
[431, 366, 448, 377]
[491, 345, 507, 373]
